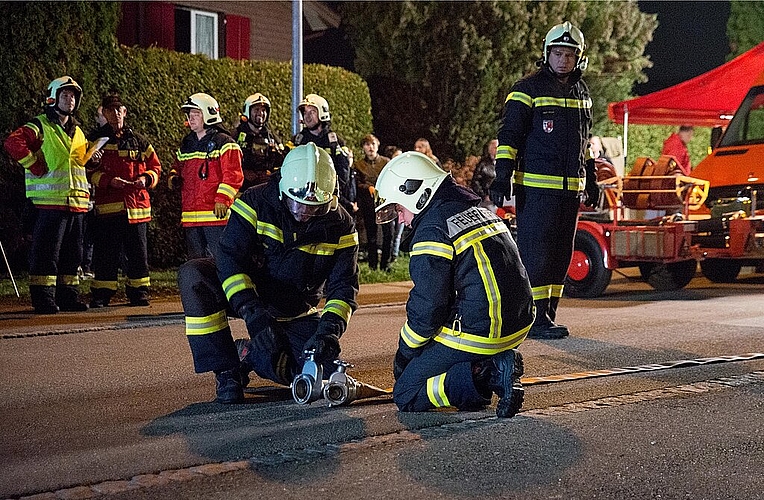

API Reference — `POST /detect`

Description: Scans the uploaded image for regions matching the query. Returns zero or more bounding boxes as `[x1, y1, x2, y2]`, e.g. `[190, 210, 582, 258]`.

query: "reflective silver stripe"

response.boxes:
[427, 373, 450, 408]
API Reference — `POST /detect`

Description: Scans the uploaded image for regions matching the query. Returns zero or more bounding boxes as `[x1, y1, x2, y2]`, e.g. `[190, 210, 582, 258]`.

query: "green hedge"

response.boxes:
[1, 43, 372, 270]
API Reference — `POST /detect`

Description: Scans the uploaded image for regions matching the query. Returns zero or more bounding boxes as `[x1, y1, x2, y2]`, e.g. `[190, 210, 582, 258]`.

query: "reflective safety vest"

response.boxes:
[26, 115, 89, 211]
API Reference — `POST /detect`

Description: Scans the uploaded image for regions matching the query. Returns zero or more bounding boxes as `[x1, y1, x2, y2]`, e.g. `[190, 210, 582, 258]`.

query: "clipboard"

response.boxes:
[84, 137, 109, 163]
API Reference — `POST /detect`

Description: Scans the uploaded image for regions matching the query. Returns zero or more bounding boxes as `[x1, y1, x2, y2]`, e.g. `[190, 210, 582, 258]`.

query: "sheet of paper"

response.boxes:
[84, 137, 109, 163]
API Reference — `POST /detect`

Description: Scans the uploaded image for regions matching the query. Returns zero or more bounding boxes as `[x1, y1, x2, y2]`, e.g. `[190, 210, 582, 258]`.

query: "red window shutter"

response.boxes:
[144, 2, 175, 50]
[225, 14, 250, 60]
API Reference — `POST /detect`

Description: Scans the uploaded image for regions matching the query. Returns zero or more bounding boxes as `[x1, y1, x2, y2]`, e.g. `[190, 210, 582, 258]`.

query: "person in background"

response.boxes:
[87, 94, 162, 308]
[178, 144, 359, 404]
[354, 133, 393, 271]
[491, 21, 594, 340]
[375, 152, 534, 417]
[292, 94, 354, 214]
[235, 93, 286, 192]
[470, 139, 498, 210]
[168, 93, 243, 260]
[414, 138, 441, 167]
[4, 76, 90, 314]
[661, 125, 694, 175]
[384, 145, 403, 159]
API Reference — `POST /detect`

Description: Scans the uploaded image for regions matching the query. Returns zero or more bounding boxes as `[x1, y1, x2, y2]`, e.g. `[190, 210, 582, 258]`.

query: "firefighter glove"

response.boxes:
[305, 332, 341, 363]
[583, 162, 599, 208]
[239, 302, 275, 341]
[490, 157, 514, 207]
[168, 174, 183, 190]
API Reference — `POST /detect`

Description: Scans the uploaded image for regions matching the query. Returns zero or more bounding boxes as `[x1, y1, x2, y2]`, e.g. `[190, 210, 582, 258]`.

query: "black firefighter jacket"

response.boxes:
[401, 179, 535, 356]
[217, 173, 359, 339]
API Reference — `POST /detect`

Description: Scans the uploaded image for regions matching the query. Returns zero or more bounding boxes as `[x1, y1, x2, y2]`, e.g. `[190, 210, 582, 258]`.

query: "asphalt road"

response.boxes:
[1, 272, 763, 499]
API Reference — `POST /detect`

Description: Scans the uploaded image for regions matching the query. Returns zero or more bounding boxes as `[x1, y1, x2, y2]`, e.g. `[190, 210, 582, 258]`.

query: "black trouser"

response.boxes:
[28, 208, 84, 308]
[357, 188, 393, 269]
[178, 258, 328, 384]
[515, 188, 579, 325]
[91, 216, 150, 303]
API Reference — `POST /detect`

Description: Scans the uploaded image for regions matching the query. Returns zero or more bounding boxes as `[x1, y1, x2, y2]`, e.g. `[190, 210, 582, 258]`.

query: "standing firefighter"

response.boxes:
[490, 21, 595, 339]
[375, 152, 534, 418]
[87, 94, 162, 308]
[178, 143, 359, 404]
[168, 93, 243, 260]
[235, 93, 287, 192]
[292, 94, 354, 214]
[4, 76, 90, 314]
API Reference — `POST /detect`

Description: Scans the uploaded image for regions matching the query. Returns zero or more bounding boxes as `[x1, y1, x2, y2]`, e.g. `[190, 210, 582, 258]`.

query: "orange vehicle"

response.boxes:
[565, 68, 764, 297]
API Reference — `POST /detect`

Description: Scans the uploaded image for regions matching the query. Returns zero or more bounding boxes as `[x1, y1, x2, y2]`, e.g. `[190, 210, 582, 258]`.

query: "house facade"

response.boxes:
[117, 1, 341, 61]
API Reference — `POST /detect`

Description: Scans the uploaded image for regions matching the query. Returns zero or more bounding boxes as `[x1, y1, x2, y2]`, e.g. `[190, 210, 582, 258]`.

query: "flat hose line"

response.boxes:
[520, 352, 764, 386]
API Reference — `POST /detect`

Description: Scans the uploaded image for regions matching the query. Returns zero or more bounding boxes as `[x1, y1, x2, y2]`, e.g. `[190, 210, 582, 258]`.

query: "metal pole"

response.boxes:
[623, 106, 629, 171]
[292, 0, 303, 137]
[0, 239, 20, 298]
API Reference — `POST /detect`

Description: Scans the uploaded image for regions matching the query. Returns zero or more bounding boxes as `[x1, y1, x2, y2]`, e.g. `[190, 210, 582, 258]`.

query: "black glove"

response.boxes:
[490, 157, 514, 207]
[305, 333, 341, 363]
[393, 339, 420, 380]
[239, 302, 275, 341]
[168, 174, 183, 190]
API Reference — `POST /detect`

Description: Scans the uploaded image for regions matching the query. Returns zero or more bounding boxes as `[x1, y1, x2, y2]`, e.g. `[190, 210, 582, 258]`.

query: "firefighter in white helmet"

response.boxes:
[375, 152, 534, 418]
[4, 76, 90, 314]
[178, 143, 359, 404]
[293, 93, 355, 215]
[168, 92, 243, 260]
[235, 93, 286, 191]
[491, 21, 594, 339]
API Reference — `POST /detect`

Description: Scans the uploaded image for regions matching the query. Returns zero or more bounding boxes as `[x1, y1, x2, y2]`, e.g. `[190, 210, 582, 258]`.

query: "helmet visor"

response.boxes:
[375, 203, 399, 224]
[285, 196, 331, 222]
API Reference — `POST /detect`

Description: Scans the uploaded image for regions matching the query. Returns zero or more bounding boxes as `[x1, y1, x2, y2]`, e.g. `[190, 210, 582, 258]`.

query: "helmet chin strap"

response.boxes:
[308, 121, 322, 132]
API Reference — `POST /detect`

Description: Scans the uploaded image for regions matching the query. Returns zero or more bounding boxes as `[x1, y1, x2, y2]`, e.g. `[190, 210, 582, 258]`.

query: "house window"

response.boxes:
[175, 8, 219, 59]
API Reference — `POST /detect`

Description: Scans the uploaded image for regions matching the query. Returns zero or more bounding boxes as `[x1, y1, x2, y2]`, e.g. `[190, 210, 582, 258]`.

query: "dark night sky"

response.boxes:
[636, 1, 731, 95]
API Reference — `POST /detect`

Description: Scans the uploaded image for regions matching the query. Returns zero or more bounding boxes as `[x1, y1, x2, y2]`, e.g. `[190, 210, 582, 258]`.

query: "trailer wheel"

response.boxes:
[639, 260, 697, 291]
[700, 259, 742, 283]
[565, 230, 611, 298]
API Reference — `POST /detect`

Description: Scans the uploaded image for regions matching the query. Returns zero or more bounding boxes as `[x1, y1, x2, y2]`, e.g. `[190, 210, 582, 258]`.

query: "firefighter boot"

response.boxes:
[214, 367, 245, 404]
[489, 349, 524, 418]
[527, 299, 569, 339]
[56, 284, 89, 312]
[30, 285, 59, 315]
[89, 287, 113, 308]
[126, 285, 150, 307]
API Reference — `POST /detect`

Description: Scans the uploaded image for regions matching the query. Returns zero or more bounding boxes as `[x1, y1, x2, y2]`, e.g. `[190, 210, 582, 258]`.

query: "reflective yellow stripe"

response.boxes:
[505, 91, 532, 107]
[513, 171, 584, 192]
[473, 241, 503, 338]
[127, 207, 151, 221]
[531, 284, 553, 301]
[496, 144, 517, 161]
[453, 221, 508, 255]
[337, 232, 359, 249]
[127, 276, 150, 288]
[222, 273, 255, 301]
[551, 284, 564, 298]
[534, 96, 592, 109]
[400, 321, 430, 349]
[257, 220, 283, 243]
[231, 198, 257, 228]
[96, 202, 125, 215]
[92, 279, 118, 290]
[25, 122, 41, 136]
[29, 275, 57, 286]
[411, 241, 454, 260]
[185, 309, 228, 336]
[322, 299, 352, 323]
[57, 274, 79, 286]
[217, 183, 237, 200]
[434, 323, 530, 355]
[181, 211, 228, 223]
[19, 151, 37, 169]
[427, 373, 450, 408]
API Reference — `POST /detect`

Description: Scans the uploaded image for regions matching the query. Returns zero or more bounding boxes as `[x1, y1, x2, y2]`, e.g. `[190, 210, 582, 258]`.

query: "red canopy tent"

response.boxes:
[608, 41, 764, 128]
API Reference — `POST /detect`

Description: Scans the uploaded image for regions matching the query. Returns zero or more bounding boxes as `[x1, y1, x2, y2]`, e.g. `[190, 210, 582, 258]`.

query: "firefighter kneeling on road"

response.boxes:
[179, 143, 359, 404]
[375, 152, 535, 417]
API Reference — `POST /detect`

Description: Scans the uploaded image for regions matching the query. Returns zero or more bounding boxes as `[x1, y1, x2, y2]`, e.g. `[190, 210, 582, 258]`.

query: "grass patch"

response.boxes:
[0, 256, 411, 305]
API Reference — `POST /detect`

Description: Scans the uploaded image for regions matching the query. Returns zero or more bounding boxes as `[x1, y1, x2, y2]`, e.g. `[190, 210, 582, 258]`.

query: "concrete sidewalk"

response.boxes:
[0, 281, 414, 335]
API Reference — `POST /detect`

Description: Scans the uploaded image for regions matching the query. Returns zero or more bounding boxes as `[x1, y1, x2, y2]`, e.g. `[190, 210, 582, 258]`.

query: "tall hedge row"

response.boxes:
[0, 2, 372, 270]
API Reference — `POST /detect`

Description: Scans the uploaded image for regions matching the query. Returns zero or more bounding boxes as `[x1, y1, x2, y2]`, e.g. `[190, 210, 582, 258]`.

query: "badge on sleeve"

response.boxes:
[543, 120, 554, 133]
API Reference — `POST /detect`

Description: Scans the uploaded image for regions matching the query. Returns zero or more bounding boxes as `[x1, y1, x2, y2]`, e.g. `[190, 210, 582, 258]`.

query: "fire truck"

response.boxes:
[565, 69, 764, 298]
